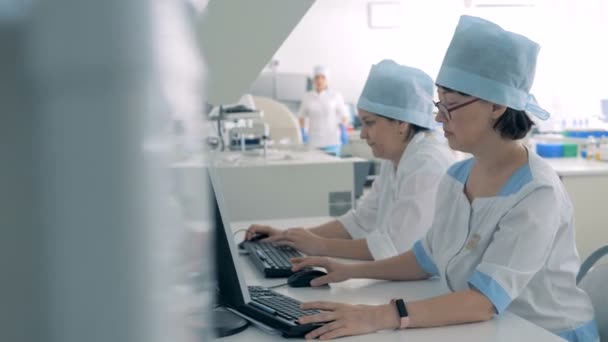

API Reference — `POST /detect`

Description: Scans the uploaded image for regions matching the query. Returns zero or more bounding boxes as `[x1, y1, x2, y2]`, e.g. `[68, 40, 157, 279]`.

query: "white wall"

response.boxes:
[270, 0, 608, 131]
[272, 0, 461, 104]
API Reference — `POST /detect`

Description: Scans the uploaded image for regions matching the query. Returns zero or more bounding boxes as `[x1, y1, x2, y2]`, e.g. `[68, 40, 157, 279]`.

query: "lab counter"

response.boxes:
[543, 158, 608, 261]
[172, 149, 369, 222]
[544, 157, 608, 177]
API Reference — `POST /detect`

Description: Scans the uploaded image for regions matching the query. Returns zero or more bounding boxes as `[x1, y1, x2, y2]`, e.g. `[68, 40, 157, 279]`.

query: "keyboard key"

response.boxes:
[249, 286, 320, 320]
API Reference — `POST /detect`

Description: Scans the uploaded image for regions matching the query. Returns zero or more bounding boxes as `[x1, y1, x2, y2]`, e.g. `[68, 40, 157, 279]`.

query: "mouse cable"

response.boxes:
[266, 282, 288, 289]
[233, 228, 247, 238]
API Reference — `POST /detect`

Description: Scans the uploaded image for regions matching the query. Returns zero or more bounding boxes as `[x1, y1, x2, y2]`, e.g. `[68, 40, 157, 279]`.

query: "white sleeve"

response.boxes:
[365, 155, 447, 260]
[297, 95, 309, 118]
[337, 163, 385, 239]
[467, 185, 562, 314]
[411, 173, 453, 277]
[335, 93, 349, 121]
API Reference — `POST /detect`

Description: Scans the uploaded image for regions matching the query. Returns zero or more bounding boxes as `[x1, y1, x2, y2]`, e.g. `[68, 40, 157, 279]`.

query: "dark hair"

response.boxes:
[437, 85, 535, 140]
[409, 123, 430, 135]
[492, 108, 535, 140]
[437, 86, 469, 97]
[383, 115, 430, 140]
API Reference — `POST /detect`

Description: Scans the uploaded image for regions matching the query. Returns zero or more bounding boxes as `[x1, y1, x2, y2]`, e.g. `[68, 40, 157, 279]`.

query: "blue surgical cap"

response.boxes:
[436, 15, 550, 120]
[357, 60, 435, 129]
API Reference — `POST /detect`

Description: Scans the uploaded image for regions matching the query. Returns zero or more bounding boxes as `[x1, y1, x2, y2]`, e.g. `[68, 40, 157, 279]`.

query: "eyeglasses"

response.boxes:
[434, 98, 480, 121]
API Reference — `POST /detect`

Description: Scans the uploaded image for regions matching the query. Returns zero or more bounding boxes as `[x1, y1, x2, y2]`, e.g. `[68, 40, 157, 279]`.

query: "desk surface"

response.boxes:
[543, 157, 608, 177]
[173, 149, 366, 168]
[225, 217, 565, 341]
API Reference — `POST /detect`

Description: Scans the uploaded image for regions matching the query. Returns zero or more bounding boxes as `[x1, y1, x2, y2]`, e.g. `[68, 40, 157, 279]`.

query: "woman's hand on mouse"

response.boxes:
[297, 301, 398, 340]
[290, 256, 353, 286]
[264, 227, 327, 255]
[245, 224, 281, 240]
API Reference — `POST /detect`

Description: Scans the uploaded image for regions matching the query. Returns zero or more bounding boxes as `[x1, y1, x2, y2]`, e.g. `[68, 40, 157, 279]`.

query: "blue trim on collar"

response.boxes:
[468, 270, 512, 314]
[447, 158, 532, 197]
[557, 320, 599, 342]
[412, 240, 439, 277]
[497, 163, 532, 197]
[447, 158, 474, 184]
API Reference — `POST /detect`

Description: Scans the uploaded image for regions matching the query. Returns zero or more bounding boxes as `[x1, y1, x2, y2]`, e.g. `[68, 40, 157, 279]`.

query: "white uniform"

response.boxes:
[413, 151, 599, 342]
[298, 89, 349, 148]
[338, 132, 456, 260]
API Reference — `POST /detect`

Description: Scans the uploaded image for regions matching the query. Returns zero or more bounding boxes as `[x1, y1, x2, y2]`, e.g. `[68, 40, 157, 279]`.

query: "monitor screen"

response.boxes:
[210, 168, 250, 307]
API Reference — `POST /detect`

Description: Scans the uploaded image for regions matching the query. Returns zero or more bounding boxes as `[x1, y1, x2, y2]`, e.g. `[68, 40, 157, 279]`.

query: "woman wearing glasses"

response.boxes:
[291, 16, 598, 342]
[245, 60, 455, 261]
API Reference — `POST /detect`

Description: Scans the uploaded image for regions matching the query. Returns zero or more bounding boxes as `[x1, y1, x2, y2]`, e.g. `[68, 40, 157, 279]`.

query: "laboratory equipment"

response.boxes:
[207, 104, 265, 152]
[228, 121, 270, 152]
[536, 143, 564, 158]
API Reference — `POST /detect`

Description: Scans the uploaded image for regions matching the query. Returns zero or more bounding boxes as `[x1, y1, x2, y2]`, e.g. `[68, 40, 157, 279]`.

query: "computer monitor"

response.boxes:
[209, 168, 324, 338]
[211, 169, 250, 307]
[209, 168, 251, 337]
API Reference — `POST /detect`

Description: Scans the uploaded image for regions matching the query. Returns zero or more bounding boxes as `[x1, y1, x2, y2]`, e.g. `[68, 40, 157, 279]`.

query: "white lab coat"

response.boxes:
[413, 151, 598, 342]
[298, 89, 349, 148]
[338, 131, 456, 260]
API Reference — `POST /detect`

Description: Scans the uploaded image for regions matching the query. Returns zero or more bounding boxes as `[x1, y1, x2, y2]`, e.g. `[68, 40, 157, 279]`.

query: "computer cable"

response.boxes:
[266, 282, 289, 289]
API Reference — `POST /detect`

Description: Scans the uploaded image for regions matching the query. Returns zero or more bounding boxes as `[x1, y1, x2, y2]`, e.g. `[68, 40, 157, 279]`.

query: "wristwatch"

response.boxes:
[390, 298, 411, 330]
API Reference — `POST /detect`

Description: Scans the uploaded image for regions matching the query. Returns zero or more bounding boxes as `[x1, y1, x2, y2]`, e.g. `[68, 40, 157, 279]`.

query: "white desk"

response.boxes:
[224, 217, 565, 341]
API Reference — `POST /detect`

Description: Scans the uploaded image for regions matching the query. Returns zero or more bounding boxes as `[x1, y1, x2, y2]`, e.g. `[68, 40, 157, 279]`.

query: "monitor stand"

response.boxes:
[213, 306, 250, 338]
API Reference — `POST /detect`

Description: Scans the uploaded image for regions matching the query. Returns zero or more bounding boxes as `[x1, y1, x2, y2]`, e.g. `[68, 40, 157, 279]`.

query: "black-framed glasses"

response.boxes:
[434, 98, 480, 121]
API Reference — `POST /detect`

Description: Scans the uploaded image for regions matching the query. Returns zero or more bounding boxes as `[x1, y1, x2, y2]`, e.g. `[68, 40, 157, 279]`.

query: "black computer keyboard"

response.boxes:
[249, 286, 321, 322]
[243, 242, 304, 277]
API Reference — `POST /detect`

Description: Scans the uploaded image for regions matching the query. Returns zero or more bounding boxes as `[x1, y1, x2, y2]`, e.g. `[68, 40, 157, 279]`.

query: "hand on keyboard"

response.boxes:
[245, 224, 282, 241]
[297, 301, 397, 340]
[264, 228, 327, 256]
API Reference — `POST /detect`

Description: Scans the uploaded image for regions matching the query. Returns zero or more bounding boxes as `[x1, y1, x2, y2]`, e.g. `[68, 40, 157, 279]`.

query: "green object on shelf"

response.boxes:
[563, 143, 578, 157]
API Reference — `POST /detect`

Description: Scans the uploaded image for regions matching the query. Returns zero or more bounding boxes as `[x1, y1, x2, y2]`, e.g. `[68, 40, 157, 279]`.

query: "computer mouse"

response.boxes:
[249, 233, 268, 242]
[238, 233, 268, 249]
[287, 269, 328, 288]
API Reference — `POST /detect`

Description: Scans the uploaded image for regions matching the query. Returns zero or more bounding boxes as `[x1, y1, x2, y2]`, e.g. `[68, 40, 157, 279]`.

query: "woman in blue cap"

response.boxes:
[245, 60, 455, 261]
[290, 16, 599, 342]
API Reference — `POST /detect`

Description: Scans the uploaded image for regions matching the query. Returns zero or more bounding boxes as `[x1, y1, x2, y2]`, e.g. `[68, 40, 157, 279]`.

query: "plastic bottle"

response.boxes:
[594, 136, 601, 160]
[586, 136, 597, 160]
[597, 137, 603, 161]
